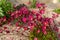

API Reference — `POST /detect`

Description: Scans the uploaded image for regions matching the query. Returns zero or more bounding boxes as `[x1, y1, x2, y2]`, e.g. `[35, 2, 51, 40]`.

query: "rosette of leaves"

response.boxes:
[0, 0, 14, 18]
[53, 8, 60, 14]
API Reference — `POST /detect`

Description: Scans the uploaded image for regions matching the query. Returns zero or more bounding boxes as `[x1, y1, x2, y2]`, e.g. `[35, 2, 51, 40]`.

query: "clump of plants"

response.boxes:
[30, 18, 57, 40]
[29, 0, 57, 40]
[0, 0, 58, 40]
[0, 0, 14, 25]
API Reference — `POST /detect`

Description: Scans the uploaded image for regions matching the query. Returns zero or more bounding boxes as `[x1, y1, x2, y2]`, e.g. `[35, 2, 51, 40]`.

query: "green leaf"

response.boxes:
[0, 0, 14, 18]
[0, 7, 4, 17]
[53, 8, 60, 14]
[31, 0, 36, 8]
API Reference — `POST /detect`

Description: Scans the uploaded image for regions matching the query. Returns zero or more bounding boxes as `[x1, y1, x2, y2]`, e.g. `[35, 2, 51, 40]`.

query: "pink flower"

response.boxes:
[23, 27, 28, 30]
[42, 26, 47, 35]
[15, 22, 19, 26]
[28, 15, 33, 21]
[44, 27, 46, 30]
[39, 9, 45, 14]
[52, 14, 58, 18]
[15, 10, 19, 14]
[3, 16, 6, 22]
[29, 23, 35, 31]
[42, 26, 46, 30]
[34, 37, 38, 40]
[36, 2, 45, 8]
[18, 11, 22, 16]
[43, 31, 47, 35]
[30, 25, 34, 31]
[49, 18, 54, 25]
[32, 10, 36, 14]
[11, 13, 15, 16]
[15, 14, 19, 18]
[43, 22, 48, 26]
[0, 29, 3, 33]
[36, 3, 42, 8]
[20, 6, 29, 14]
[37, 29, 40, 34]
[36, 14, 41, 20]
[53, 26, 59, 32]
[22, 17, 27, 23]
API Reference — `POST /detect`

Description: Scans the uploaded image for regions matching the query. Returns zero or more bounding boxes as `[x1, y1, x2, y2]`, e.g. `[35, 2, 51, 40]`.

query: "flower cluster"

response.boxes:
[0, 0, 58, 40]
[30, 18, 57, 40]
[0, 3, 46, 33]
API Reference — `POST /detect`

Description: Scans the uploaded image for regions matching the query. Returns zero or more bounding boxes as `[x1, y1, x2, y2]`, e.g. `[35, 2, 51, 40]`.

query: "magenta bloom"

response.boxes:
[23, 27, 28, 30]
[30, 25, 34, 31]
[34, 37, 38, 40]
[36, 2, 45, 8]
[42, 26, 46, 30]
[15, 22, 19, 26]
[18, 11, 22, 16]
[43, 21, 48, 26]
[28, 15, 33, 21]
[42, 26, 47, 35]
[0, 29, 3, 33]
[37, 29, 40, 34]
[36, 13, 42, 20]
[39, 9, 45, 14]
[20, 6, 29, 14]
[28, 23, 35, 31]
[15, 10, 19, 14]
[15, 14, 19, 18]
[11, 12, 15, 17]
[43, 31, 47, 35]
[52, 14, 58, 18]
[22, 17, 27, 23]
[3, 16, 6, 22]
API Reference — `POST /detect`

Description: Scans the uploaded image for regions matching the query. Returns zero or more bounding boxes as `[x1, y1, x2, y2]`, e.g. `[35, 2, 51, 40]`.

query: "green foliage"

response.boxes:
[53, 8, 60, 14]
[0, 7, 4, 17]
[0, 0, 14, 18]
[31, 0, 36, 8]
[0, 0, 13, 12]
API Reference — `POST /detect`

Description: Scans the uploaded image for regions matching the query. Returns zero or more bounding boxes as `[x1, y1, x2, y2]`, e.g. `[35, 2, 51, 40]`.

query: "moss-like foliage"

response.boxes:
[53, 8, 60, 14]
[0, 0, 14, 18]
